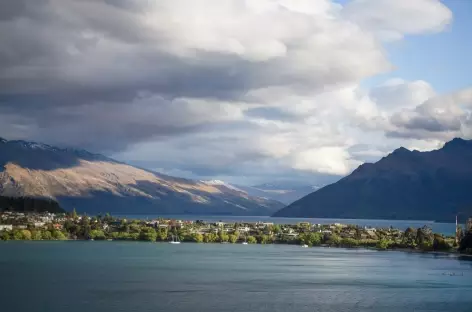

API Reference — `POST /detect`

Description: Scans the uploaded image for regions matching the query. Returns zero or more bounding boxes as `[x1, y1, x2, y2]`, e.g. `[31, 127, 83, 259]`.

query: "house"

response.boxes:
[237, 226, 250, 233]
[0, 225, 13, 231]
[34, 222, 46, 228]
[52, 223, 63, 230]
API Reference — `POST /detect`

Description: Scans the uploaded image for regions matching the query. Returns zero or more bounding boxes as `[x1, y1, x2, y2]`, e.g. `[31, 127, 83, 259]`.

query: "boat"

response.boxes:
[169, 234, 181, 244]
[242, 242, 248, 245]
[301, 244, 309, 248]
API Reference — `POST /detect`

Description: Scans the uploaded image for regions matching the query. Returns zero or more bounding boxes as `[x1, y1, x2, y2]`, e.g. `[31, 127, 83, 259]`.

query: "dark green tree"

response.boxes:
[401, 227, 417, 248]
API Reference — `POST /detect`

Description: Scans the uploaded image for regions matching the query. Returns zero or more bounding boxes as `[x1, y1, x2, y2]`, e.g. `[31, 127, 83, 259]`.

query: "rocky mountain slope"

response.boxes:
[274, 138, 472, 222]
[0, 138, 284, 215]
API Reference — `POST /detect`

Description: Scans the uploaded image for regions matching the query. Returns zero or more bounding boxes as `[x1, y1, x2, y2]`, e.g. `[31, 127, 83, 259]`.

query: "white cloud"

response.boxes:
[343, 0, 452, 41]
[0, 0, 468, 185]
[291, 146, 361, 175]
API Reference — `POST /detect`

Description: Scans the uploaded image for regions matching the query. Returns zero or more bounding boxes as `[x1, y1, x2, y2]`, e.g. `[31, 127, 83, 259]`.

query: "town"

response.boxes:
[1, 210, 471, 254]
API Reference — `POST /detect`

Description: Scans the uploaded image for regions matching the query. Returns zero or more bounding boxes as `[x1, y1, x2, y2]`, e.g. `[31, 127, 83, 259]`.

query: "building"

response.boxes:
[467, 218, 472, 233]
[0, 225, 13, 231]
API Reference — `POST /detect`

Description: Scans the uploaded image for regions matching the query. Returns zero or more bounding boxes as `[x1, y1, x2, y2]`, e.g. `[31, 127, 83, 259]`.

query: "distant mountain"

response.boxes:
[0, 138, 284, 215]
[274, 138, 472, 222]
[234, 182, 323, 205]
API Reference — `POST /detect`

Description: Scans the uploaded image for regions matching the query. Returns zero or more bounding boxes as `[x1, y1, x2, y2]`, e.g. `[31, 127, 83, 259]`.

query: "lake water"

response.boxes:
[116, 214, 457, 235]
[1, 242, 472, 312]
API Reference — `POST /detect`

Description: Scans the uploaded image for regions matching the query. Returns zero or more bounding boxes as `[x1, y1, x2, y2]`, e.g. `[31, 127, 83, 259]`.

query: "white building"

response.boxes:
[237, 226, 250, 233]
[0, 225, 13, 231]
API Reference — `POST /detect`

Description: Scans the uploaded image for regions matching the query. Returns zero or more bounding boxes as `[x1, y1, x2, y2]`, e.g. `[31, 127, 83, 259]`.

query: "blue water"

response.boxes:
[1, 241, 471, 312]
[116, 214, 457, 235]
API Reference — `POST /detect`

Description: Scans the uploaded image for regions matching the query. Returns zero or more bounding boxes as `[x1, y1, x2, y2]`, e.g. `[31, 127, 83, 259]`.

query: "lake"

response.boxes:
[115, 214, 457, 235]
[1, 242, 472, 312]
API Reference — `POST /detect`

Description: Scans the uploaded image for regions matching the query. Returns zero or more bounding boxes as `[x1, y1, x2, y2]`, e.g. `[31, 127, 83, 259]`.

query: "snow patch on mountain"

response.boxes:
[202, 180, 245, 192]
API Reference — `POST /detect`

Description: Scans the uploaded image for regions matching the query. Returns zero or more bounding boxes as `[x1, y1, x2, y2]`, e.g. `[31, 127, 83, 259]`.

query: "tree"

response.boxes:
[218, 231, 229, 243]
[247, 236, 257, 244]
[401, 227, 417, 248]
[104, 213, 113, 223]
[272, 224, 282, 235]
[340, 237, 359, 248]
[326, 234, 341, 246]
[158, 228, 168, 241]
[191, 233, 204, 243]
[300, 232, 322, 246]
[0, 231, 10, 241]
[456, 225, 464, 246]
[31, 230, 42, 240]
[129, 223, 141, 234]
[433, 234, 451, 251]
[203, 233, 217, 243]
[354, 227, 362, 240]
[459, 232, 472, 254]
[139, 228, 157, 241]
[52, 230, 67, 240]
[89, 229, 106, 240]
[129, 233, 140, 240]
[41, 230, 52, 240]
[416, 226, 433, 250]
[119, 219, 127, 230]
[118, 232, 131, 240]
[377, 239, 390, 250]
[21, 229, 32, 240]
[80, 217, 91, 239]
[71, 208, 78, 219]
[12, 229, 31, 240]
[228, 234, 238, 243]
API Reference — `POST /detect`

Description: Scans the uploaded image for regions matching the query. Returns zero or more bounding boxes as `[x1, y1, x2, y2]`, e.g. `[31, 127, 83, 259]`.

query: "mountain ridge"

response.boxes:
[0, 138, 284, 215]
[273, 138, 472, 222]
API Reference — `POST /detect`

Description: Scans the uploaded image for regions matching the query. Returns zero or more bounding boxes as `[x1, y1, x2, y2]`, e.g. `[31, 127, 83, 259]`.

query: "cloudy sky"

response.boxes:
[1, 0, 471, 186]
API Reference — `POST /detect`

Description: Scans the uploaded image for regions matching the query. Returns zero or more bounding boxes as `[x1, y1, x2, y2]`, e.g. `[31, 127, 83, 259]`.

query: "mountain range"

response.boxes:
[274, 138, 472, 222]
[233, 182, 323, 205]
[0, 138, 284, 215]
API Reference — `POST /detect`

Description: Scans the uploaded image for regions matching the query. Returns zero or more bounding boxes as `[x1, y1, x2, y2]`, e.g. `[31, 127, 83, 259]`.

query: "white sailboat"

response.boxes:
[169, 234, 181, 244]
[242, 236, 248, 245]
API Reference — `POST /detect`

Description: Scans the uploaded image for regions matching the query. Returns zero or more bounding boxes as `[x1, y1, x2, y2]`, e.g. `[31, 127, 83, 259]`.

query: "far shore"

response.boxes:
[1, 211, 471, 256]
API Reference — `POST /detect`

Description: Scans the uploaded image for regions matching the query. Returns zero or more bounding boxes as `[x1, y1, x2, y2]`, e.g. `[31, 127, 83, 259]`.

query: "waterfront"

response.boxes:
[1, 241, 472, 312]
[116, 214, 457, 235]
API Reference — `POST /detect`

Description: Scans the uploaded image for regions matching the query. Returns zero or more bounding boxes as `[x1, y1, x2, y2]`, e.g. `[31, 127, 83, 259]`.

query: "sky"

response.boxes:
[0, 0, 471, 186]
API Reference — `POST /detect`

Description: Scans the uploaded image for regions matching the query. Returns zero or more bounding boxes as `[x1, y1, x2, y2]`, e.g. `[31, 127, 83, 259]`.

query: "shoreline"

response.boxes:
[2, 212, 470, 256]
[2, 238, 471, 259]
